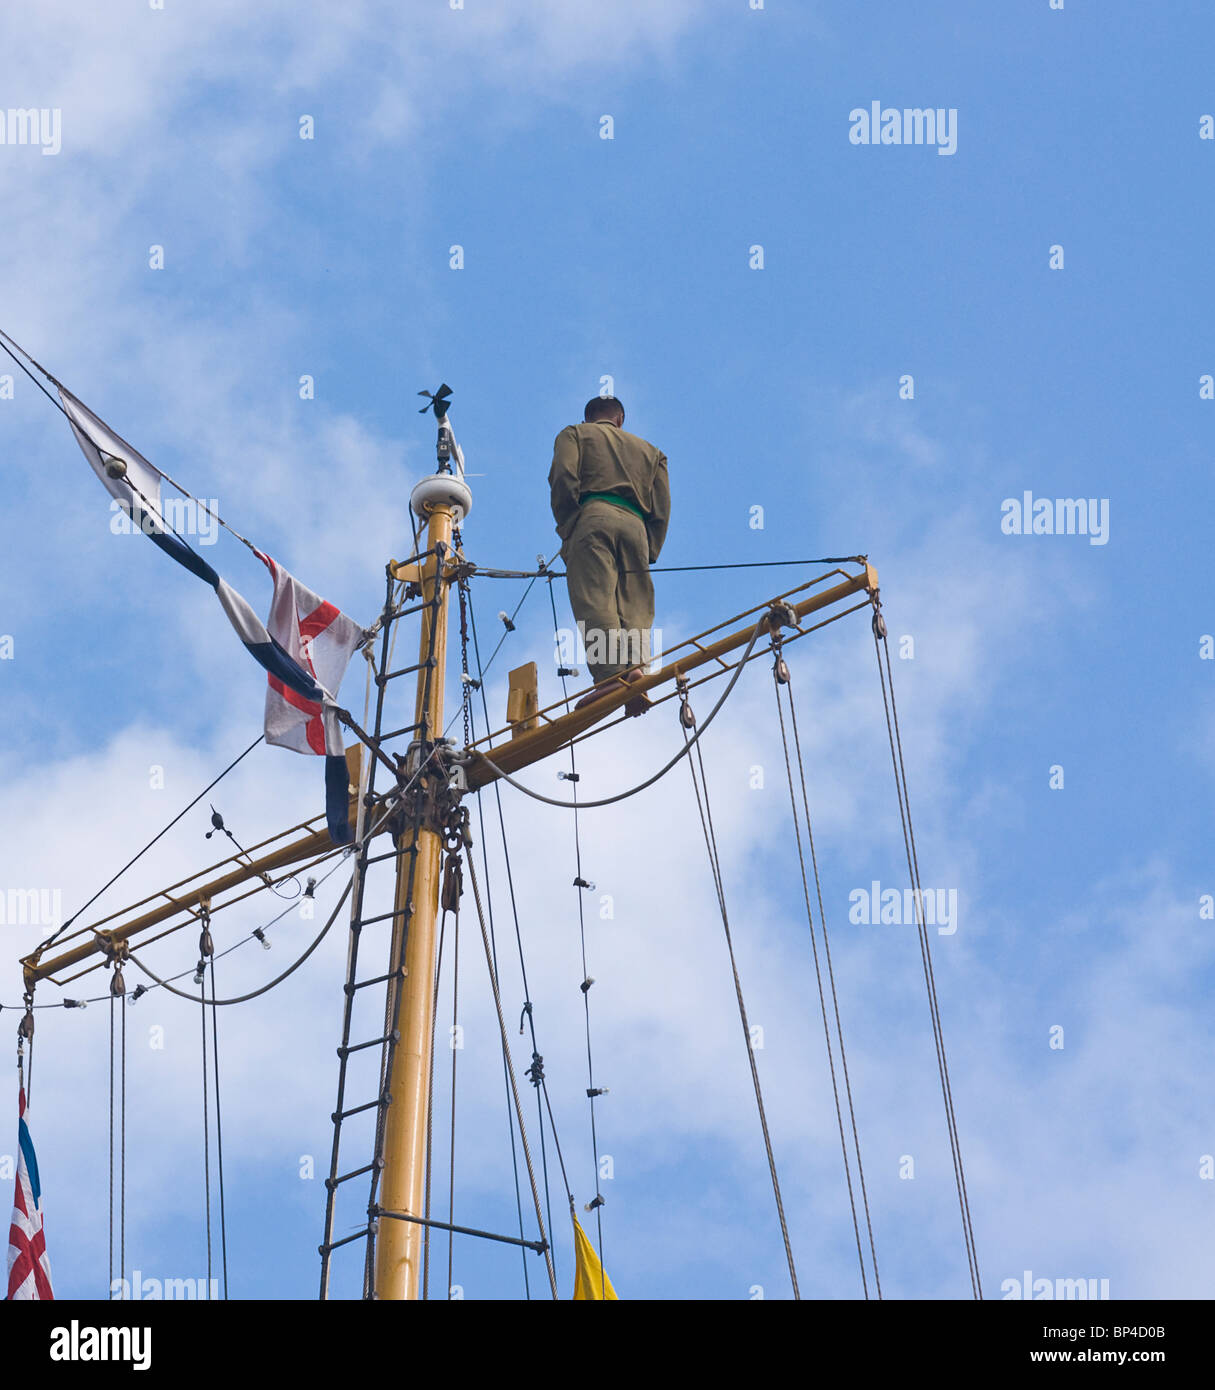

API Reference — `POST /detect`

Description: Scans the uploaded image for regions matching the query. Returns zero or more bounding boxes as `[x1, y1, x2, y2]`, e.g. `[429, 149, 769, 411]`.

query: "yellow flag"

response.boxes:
[572, 1216, 618, 1300]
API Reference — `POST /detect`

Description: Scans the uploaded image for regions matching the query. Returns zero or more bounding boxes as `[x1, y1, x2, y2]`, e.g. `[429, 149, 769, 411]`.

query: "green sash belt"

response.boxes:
[579, 491, 646, 521]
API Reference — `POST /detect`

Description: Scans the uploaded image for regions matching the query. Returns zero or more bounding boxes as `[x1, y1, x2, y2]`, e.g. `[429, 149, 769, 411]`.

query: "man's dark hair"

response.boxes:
[584, 396, 625, 425]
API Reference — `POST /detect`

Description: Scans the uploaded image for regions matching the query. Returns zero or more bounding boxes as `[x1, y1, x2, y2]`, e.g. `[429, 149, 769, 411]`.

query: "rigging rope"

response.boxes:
[422, 906, 449, 1301]
[0, 327, 262, 556]
[36, 734, 265, 955]
[770, 648, 881, 1297]
[125, 776, 413, 1009]
[465, 582, 568, 1297]
[447, 896, 460, 1299]
[871, 605, 982, 1297]
[0, 330, 66, 414]
[678, 684, 800, 1299]
[127, 875, 353, 1005]
[459, 549, 560, 693]
[464, 851, 560, 1300]
[208, 958, 230, 1298]
[108, 994, 115, 1296]
[120, 997, 126, 1297]
[545, 572, 608, 1290]
[470, 556, 868, 579]
[106, 980, 128, 1298]
[200, 971, 213, 1293]
[465, 616, 766, 810]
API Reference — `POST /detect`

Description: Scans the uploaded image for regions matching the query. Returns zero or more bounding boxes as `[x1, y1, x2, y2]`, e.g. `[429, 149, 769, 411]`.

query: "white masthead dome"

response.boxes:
[410, 472, 472, 521]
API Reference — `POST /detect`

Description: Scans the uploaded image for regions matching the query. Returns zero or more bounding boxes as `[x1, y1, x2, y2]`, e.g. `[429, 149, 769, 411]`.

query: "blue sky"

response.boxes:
[1, 0, 1213, 1301]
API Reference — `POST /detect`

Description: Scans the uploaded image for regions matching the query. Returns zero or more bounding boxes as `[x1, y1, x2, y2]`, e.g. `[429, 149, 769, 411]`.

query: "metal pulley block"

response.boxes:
[441, 852, 464, 912]
[774, 655, 791, 685]
[870, 588, 887, 639]
[675, 675, 695, 728]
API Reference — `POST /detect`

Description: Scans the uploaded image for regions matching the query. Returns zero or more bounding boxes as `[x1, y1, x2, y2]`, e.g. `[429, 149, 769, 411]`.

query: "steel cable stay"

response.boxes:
[464, 555, 868, 580]
[466, 579, 575, 1297]
[870, 598, 982, 1298]
[453, 549, 560, 692]
[676, 682, 801, 1300]
[769, 641, 881, 1298]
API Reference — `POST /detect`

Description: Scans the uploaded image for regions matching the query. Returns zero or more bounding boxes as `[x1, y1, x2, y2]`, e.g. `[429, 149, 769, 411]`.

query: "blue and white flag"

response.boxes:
[59, 387, 363, 843]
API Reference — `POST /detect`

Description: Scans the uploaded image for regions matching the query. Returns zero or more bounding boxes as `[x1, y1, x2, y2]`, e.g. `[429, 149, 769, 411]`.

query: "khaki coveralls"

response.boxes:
[548, 421, 670, 684]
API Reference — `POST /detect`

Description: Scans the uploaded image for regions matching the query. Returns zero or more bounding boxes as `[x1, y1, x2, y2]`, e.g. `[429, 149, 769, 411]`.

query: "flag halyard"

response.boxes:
[58, 386, 365, 844]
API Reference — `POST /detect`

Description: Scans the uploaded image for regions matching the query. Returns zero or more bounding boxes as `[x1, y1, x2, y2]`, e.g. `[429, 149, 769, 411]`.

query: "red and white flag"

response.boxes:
[258, 554, 365, 758]
[6, 1088, 53, 1301]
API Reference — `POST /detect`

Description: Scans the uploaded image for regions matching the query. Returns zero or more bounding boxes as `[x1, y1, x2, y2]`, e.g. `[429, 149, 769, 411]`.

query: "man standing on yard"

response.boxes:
[548, 396, 670, 710]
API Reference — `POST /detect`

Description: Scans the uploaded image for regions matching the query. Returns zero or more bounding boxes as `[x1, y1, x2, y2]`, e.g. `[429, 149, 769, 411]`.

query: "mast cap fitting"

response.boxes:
[410, 473, 472, 521]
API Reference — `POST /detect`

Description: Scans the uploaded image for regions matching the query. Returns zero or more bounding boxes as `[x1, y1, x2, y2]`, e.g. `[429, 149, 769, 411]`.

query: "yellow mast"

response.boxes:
[372, 491, 457, 1301]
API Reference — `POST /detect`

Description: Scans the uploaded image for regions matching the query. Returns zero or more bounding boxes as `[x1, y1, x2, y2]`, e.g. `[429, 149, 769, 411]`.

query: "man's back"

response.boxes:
[549, 420, 669, 563]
